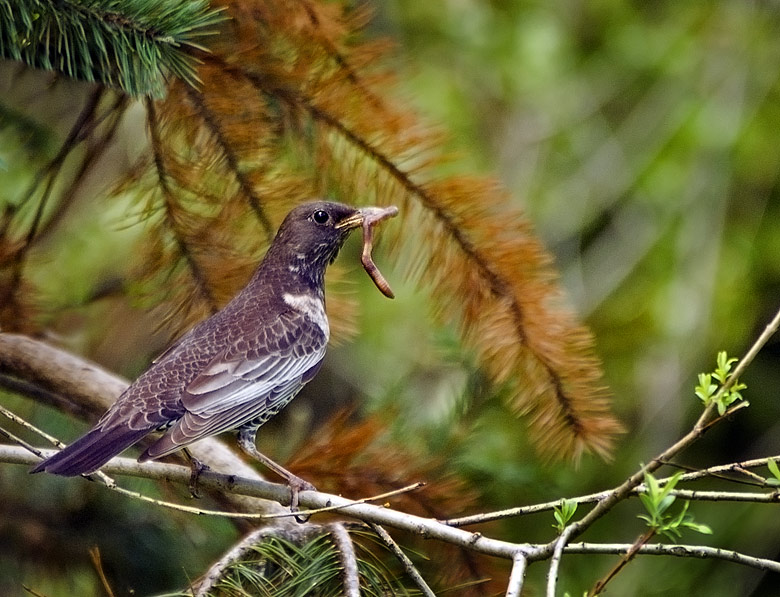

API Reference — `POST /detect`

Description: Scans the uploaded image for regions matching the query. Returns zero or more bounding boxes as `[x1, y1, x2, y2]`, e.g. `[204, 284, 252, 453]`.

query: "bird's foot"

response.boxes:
[188, 458, 211, 499]
[287, 475, 316, 523]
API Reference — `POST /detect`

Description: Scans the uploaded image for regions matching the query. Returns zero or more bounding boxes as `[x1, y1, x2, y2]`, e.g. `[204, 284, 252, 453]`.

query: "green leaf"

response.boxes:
[714, 351, 738, 383]
[552, 499, 578, 531]
[695, 373, 716, 403]
[657, 494, 676, 515]
[682, 521, 713, 535]
[768, 458, 780, 481]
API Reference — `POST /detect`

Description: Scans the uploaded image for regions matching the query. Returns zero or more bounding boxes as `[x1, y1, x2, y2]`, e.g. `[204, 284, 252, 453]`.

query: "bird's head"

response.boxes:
[265, 201, 395, 289]
[273, 201, 361, 264]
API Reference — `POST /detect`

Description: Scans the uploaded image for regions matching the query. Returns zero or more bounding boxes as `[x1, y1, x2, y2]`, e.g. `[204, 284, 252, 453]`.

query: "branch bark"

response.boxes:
[555, 542, 780, 574]
[4, 445, 528, 559]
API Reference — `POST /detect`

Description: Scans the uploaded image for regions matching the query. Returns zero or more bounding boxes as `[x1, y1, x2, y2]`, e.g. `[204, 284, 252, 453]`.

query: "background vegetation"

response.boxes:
[1, 0, 780, 595]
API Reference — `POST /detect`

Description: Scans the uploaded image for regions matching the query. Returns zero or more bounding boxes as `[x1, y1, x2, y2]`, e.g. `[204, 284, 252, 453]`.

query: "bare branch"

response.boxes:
[367, 522, 436, 597]
[588, 530, 655, 596]
[505, 552, 528, 597]
[536, 304, 780, 557]
[445, 465, 780, 528]
[6, 441, 780, 586]
[328, 523, 361, 597]
[546, 525, 576, 597]
[6, 444, 528, 560]
[553, 542, 780, 575]
[656, 488, 780, 503]
[665, 455, 780, 486]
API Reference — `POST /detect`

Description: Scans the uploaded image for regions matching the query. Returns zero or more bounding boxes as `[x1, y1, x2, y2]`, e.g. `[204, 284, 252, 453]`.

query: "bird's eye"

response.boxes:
[312, 210, 330, 224]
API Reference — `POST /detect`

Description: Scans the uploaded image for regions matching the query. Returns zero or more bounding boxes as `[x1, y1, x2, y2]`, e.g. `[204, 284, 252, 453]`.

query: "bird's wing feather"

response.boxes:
[141, 355, 324, 460]
[175, 375, 312, 440]
[181, 309, 327, 416]
[140, 305, 328, 460]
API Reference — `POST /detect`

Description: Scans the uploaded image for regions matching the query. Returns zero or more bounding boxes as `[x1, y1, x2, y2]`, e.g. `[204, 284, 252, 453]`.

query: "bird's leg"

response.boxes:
[182, 447, 210, 498]
[237, 427, 315, 514]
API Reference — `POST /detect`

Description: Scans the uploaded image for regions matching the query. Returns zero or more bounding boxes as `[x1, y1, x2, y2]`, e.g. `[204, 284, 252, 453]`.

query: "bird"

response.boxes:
[32, 200, 395, 509]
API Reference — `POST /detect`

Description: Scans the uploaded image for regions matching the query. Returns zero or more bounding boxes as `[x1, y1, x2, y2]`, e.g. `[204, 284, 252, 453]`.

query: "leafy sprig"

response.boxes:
[638, 472, 712, 541]
[695, 351, 747, 415]
[766, 459, 780, 487]
[552, 499, 578, 533]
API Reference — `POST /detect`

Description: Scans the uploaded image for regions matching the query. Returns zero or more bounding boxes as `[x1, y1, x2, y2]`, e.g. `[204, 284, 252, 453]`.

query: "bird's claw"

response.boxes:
[287, 475, 316, 523]
[188, 459, 210, 498]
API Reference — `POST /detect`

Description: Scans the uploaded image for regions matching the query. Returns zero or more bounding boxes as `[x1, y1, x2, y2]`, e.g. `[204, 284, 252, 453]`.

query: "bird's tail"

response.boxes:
[30, 425, 151, 477]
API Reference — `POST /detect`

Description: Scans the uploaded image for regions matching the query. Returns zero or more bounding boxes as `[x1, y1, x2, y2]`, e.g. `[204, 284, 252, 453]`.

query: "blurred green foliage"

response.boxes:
[375, 1, 780, 593]
[2, 0, 780, 595]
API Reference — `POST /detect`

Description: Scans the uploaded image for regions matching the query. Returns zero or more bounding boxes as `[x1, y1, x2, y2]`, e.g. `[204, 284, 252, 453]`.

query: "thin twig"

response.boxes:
[367, 522, 436, 597]
[0, 403, 65, 448]
[651, 488, 780, 503]
[550, 542, 780, 574]
[327, 523, 361, 597]
[446, 454, 780, 527]
[537, 305, 780, 558]
[89, 547, 117, 597]
[505, 551, 528, 597]
[588, 530, 655, 596]
[263, 482, 426, 519]
[444, 494, 611, 527]
[546, 525, 576, 597]
[664, 455, 780, 487]
[0, 423, 46, 457]
[726, 308, 780, 385]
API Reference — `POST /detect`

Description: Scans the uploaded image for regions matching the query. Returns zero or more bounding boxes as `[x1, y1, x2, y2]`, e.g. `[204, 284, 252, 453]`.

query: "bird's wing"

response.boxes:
[146, 309, 328, 452]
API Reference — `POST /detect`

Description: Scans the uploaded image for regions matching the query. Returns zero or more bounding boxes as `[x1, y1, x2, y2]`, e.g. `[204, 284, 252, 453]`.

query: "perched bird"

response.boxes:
[32, 200, 396, 509]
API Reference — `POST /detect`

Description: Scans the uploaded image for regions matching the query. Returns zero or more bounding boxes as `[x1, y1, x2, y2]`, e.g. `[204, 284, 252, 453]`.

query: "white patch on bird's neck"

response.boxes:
[283, 293, 329, 340]
[287, 252, 307, 274]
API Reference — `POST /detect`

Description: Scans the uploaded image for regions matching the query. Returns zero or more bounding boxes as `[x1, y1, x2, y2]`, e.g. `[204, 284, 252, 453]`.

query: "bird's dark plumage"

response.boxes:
[32, 201, 373, 478]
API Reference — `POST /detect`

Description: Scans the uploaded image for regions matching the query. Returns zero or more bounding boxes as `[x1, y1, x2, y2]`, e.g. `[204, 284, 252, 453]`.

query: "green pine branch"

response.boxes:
[0, 0, 224, 97]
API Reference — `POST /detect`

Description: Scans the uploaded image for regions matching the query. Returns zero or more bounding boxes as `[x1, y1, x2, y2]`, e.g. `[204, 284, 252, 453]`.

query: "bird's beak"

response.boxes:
[336, 206, 399, 231]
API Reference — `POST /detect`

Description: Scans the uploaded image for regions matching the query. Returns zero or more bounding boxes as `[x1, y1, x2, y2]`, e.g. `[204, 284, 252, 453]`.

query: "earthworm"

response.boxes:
[359, 206, 398, 299]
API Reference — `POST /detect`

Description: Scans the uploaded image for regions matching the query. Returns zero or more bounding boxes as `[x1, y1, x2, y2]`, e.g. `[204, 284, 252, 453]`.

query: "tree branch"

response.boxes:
[553, 542, 780, 575]
[444, 457, 780, 528]
[537, 304, 780, 560]
[367, 522, 436, 597]
[3, 309, 780, 593]
[506, 552, 528, 597]
[5, 445, 528, 560]
[327, 523, 361, 597]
